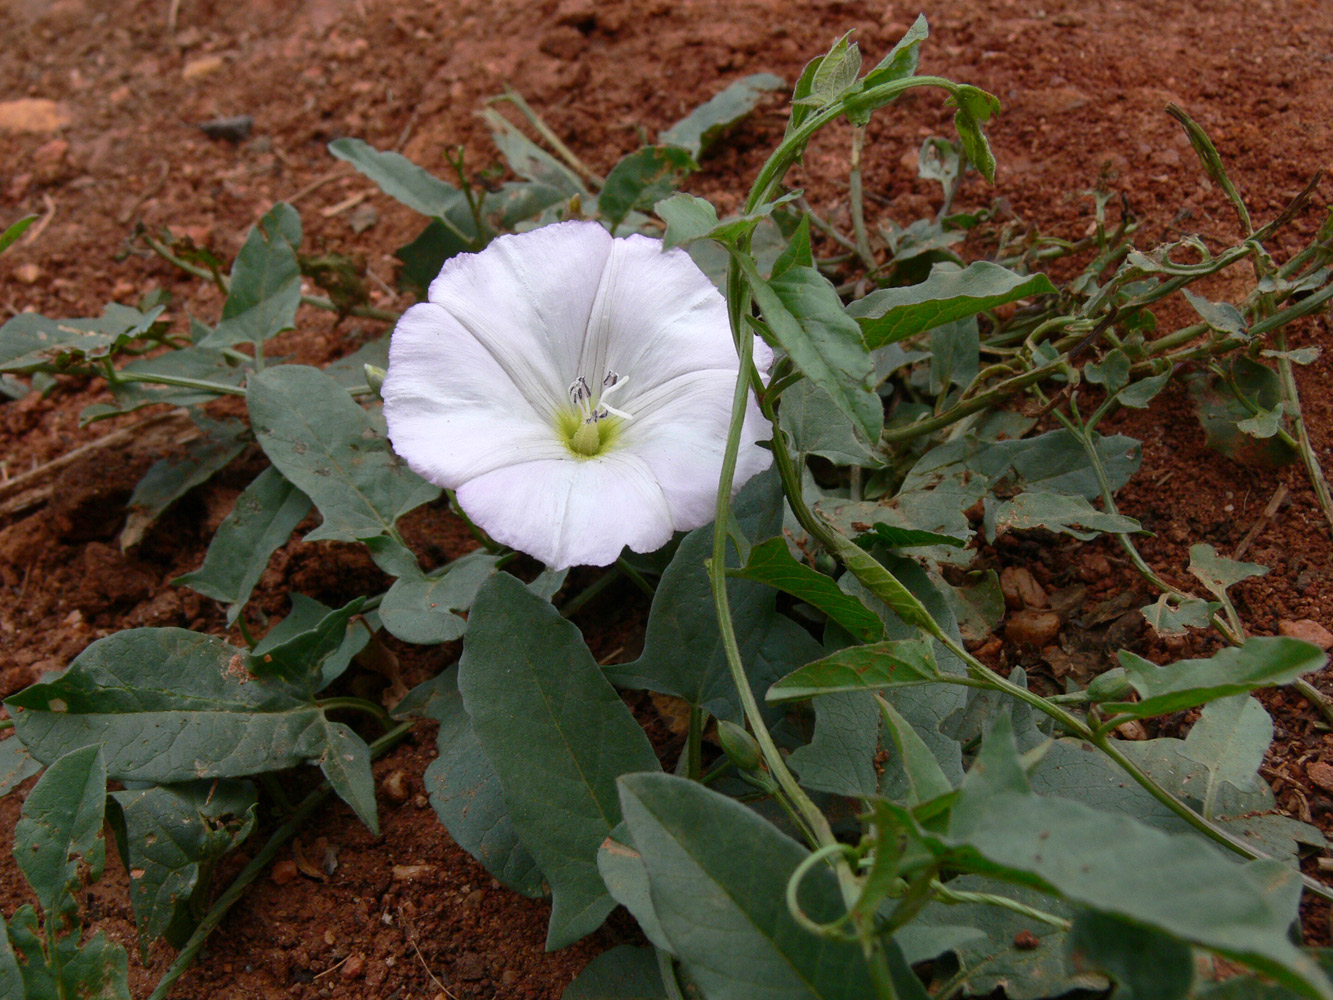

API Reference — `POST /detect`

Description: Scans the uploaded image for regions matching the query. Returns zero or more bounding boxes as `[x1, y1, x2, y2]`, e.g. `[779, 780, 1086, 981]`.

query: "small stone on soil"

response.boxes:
[1279, 619, 1333, 650]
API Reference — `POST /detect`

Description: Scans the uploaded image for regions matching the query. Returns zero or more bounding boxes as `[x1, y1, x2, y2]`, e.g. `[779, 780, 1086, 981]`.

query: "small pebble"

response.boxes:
[341, 953, 366, 981]
[1278, 619, 1333, 650]
[1005, 609, 1061, 647]
[381, 769, 410, 804]
[1307, 761, 1333, 793]
[270, 859, 298, 886]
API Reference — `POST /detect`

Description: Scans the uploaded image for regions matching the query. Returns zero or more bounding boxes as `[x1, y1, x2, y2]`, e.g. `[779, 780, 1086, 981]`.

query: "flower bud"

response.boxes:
[363, 364, 387, 399]
[716, 719, 763, 773]
[1087, 667, 1131, 702]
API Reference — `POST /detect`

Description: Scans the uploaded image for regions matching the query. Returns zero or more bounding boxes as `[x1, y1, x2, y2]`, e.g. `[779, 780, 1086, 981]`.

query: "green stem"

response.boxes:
[848, 127, 875, 271]
[685, 705, 704, 782]
[615, 556, 656, 598]
[930, 880, 1071, 929]
[557, 565, 623, 618]
[1273, 328, 1333, 539]
[110, 370, 247, 397]
[147, 722, 414, 1000]
[316, 696, 393, 730]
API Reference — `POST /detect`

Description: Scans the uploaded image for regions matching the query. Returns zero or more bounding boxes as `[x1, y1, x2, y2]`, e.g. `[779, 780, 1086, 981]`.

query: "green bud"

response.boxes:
[363, 364, 387, 399]
[1086, 667, 1131, 702]
[716, 719, 763, 773]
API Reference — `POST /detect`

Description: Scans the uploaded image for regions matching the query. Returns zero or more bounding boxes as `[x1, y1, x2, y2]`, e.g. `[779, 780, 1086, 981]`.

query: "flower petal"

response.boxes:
[582, 234, 774, 396]
[621, 368, 773, 529]
[456, 453, 675, 569]
[382, 302, 569, 487]
[427, 220, 616, 413]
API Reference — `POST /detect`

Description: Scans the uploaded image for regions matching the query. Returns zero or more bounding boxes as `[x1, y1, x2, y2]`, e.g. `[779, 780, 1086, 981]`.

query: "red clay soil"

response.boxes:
[2, 0, 1332, 997]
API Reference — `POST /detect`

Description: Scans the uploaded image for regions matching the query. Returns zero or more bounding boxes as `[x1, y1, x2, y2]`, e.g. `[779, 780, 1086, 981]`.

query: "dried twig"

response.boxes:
[1233, 483, 1288, 560]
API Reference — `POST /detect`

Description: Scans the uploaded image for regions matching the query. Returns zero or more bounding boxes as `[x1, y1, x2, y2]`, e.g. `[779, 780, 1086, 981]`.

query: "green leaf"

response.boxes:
[1119, 370, 1173, 408]
[911, 875, 1091, 1000]
[730, 537, 885, 642]
[1067, 910, 1195, 1000]
[316, 719, 379, 834]
[599, 146, 696, 231]
[7, 745, 131, 999]
[795, 33, 862, 109]
[770, 214, 813, 280]
[654, 192, 796, 250]
[846, 261, 1056, 349]
[562, 945, 666, 1000]
[606, 472, 823, 722]
[408, 668, 544, 898]
[743, 260, 881, 444]
[596, 839, 675, 953]
[0, 734, 43, 798]
[201, 202, 302, 348]
[942, 720, 1333, 1000]
[1184, 289, 1249, 339]
[862, 15, 929, 89]
[1085, 349, 1131, 395]
[778, 378, 881, 467]
[174, 465, 313, 625]
[768, 639, 938, 703]
[659, 73, 785, 159]
[1189, 543, 1269, 602]
[1178, 695, 1272, 818]
[786, 688, 885, 797]
[1104, 637, 1326, 718]
[247, 364, 440, 543]
[329, 137, 474, 222]
[1187, 357, 1297, 466]
[928, 316, 979, 395]
[949, 86, 1001, 183]
[0, 914, 22, 999]
[878, 696, 953, 804]
[984, 491, 1141, 542]
[0, 214, 37, 254]
[120, 414, 248, 549]
[7, 629, 360, 784]
[1141, 594, 1218, 636]
[108, 780, 256, 952]
[249, 595, 367, 693]
[617, 773, 875, 1000]
[457, 573, 661, 948]
[482, 108, 588, 196]
[394, 218, 474, 297]
[0, 304, 164, 374]
[15, 744, 107, 919]
[379, 552, 504, 644]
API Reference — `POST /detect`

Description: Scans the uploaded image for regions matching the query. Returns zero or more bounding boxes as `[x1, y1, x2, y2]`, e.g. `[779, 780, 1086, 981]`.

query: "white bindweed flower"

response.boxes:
[382, 220, 773, 570]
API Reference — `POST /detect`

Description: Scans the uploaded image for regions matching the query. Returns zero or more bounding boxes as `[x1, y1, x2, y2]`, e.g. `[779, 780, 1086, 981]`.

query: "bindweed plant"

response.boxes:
[3, 17, 1333, 1000]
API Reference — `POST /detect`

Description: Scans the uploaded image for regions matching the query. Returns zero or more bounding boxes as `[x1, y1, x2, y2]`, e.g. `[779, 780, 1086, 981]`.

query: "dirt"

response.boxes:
[1, 0, 1332, 996]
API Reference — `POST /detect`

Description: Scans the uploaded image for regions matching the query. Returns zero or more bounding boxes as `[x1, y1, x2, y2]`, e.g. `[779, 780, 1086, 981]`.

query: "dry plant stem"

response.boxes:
[148, 721, 415, 1000]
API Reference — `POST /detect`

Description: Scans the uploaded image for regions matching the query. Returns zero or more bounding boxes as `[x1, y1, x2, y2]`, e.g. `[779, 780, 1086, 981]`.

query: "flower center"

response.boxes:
[562, 370, 630, 458]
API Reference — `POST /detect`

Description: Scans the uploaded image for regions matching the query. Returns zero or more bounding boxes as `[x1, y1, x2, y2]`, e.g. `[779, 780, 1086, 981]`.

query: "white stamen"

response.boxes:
[568, 369, 631, 424]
